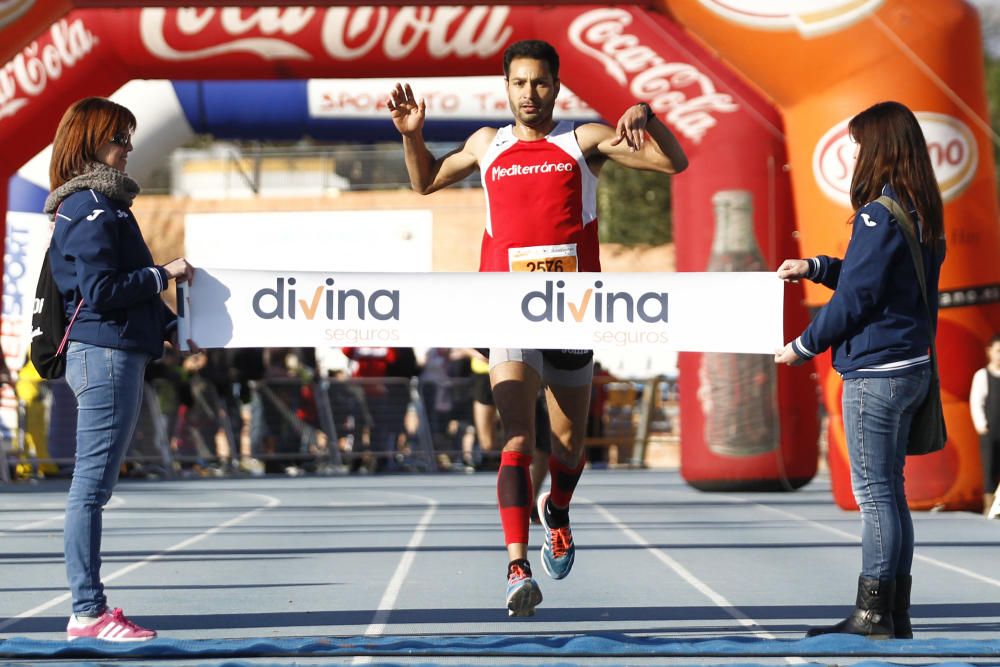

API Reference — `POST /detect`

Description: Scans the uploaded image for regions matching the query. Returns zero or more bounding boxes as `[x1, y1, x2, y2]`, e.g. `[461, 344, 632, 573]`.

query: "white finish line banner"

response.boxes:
[177, 270, 784, 354]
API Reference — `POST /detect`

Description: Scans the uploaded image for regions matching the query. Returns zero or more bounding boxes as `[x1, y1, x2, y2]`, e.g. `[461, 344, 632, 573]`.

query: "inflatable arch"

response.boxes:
[8, 76, 600, 211]
[2, 2, 998, 510]
[663, 0, 1000, 510]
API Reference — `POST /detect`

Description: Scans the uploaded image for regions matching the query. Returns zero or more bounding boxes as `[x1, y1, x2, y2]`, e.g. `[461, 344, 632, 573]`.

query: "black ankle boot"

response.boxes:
[893, 574, 912, 639]
[806, 576, 895, 639]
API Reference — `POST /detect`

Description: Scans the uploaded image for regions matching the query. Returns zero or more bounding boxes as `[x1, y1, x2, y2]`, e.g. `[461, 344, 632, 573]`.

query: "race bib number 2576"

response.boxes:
[508, 243, 578, 272]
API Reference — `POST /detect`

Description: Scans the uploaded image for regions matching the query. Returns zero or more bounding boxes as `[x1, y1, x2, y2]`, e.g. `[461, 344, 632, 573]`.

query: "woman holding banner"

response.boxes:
[44, 97, 195, 641]
[775, 101, 945, 639]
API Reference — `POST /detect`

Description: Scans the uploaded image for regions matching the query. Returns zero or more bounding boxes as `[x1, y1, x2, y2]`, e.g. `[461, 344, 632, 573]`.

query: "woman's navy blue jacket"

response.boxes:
[50, 189, 175, 359]
[790, 186, 945, 379]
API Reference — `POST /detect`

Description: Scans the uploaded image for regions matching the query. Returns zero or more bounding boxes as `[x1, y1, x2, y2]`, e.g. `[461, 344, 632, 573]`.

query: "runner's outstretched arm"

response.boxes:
[387, 82, 488, 194]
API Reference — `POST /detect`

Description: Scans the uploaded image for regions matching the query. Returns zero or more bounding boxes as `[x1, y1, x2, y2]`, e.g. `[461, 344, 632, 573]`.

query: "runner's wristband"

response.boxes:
[636, 102, 654, 122]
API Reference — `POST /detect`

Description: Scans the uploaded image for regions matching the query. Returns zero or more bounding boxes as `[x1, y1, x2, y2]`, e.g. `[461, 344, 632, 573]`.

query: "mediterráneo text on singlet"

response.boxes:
[490, 161, 575, 180]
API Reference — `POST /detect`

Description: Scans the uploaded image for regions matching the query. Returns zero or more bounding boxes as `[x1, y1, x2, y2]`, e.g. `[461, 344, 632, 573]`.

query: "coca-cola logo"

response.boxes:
[812, 112, 978, 205]
[567, 8, 738, 143]
[0, 0, 34, 30]
[699, 0, 884, 38]
[140, 6, 512, 62]
[0, 18, 97, 121]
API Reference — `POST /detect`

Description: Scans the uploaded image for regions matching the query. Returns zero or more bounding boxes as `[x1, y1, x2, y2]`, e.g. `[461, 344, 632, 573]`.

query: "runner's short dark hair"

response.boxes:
[503, 40, 560, 80]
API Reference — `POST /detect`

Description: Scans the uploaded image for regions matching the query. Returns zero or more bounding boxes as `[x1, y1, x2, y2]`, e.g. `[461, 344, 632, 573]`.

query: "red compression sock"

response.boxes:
[497, 450, 533, 546]
[548, 455, 586, 509]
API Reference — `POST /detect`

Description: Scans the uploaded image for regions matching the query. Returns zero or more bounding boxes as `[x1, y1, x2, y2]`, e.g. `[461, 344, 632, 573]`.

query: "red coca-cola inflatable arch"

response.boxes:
[3, 2, 998, 509]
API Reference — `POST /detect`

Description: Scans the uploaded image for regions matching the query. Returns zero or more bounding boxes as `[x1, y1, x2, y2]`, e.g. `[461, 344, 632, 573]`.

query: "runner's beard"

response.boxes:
[516, 106, 553, 129]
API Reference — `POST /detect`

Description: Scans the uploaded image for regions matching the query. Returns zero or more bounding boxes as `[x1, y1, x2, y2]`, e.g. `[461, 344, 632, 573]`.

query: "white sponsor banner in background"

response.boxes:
[307, 77, 597, 120]
[2, 212, 50, 370]
[185, 210, 433, 272]
[178, 269, 783, 354]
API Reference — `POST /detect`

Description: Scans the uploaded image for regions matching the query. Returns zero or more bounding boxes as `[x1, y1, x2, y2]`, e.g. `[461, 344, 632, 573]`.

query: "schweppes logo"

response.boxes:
[699, 0, 883, 38]
[252, 277, 399, 321]
[521, 279, 668, 324]
[813, 112, 977, 205]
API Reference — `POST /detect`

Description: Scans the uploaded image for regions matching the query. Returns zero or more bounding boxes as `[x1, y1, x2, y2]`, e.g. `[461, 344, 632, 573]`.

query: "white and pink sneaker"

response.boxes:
[66, 608, 157, 642]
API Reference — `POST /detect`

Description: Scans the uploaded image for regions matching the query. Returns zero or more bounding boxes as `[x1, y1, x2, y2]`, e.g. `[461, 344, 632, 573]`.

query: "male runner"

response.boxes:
[388, 39, 687, 616]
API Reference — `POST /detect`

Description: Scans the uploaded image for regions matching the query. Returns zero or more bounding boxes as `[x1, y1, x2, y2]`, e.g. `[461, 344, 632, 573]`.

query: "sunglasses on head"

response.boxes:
[110, 132, 132, 146]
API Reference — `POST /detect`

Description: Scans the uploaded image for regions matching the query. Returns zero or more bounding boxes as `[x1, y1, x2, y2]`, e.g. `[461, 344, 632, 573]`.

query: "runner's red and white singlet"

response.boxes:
[478, 121, 600, 273]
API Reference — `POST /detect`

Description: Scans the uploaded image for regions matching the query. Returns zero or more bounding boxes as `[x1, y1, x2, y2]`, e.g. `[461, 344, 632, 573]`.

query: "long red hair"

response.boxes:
[49, 97, 135, 190]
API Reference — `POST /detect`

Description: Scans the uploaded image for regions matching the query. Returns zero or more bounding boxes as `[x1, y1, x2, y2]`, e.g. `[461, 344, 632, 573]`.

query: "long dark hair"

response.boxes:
[849, 101, 944, 246]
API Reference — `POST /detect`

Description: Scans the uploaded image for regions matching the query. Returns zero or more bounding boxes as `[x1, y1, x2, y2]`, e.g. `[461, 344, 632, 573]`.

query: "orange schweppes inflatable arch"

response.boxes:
[663, 0, 1000, 510]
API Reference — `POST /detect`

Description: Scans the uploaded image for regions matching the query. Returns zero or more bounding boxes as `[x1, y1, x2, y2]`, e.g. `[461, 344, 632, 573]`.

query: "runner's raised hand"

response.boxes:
[387, 82, 426, 136]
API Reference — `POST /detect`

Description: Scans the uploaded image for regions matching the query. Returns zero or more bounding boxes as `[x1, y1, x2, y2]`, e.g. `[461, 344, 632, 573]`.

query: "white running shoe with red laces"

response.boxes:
[66, 608, 157, 642]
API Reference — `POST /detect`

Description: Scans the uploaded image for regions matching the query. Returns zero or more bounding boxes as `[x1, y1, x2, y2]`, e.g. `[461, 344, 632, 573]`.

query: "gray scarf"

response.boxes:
[43, 162, 140, 219]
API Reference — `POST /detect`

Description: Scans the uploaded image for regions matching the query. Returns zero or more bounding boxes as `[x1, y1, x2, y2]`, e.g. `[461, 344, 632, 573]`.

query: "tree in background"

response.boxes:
[979, 1, 1000, 192]
[597, 160, 673, 246]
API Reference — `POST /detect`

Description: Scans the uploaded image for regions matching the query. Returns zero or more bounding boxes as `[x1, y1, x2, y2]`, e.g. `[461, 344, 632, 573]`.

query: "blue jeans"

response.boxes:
[63, 342, 150, 616]
[842, 367, 930, 580]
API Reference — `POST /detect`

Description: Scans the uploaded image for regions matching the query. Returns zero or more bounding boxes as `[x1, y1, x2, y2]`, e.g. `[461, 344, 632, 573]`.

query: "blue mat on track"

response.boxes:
[4, 663, 986, 667]
[2, 634, 1000, 659]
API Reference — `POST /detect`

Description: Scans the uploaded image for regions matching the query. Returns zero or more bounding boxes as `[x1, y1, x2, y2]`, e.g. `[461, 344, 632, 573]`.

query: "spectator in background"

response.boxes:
[455, 347, 500, 470]
[420, 348, 456, 456]
[231, 347, 266, 464]
[327, 368, 372, 470]
[0, 341, 11, 384]
[13, 356, 60, 479]
[443, 347, 475, 470]
[461, 348, 499, 470]
[170, 351, 222, 473]
[316, 346, 351, 379]
[344, 347, 417, 472]
[970, 333, 1000, 514]
[200, 349, 246, 469]
[586, 362, 613, 466]
[45, 97, 195, 641]
[145, 345, 188, 466]
[252, 347, 301, 474]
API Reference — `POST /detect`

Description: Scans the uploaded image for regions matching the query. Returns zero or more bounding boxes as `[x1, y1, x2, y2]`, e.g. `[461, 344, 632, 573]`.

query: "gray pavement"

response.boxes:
[1, 469, 998, 664]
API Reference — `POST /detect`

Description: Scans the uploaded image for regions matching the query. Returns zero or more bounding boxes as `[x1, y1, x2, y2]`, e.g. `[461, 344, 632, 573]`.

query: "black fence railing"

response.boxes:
[2, 375, 676, 482]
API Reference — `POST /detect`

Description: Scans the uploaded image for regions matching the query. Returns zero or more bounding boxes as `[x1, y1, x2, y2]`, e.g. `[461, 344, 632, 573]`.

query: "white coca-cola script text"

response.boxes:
[568, 9, 738, 143]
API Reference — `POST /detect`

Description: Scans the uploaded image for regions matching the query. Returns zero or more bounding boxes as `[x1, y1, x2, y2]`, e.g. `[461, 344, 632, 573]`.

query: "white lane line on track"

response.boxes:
[749, 500, 1000, 588]
[0, 492, 280, 633]
[353, 497, 438, 666]
[0, 496, 124, 537]
[588, 499, 807, 665]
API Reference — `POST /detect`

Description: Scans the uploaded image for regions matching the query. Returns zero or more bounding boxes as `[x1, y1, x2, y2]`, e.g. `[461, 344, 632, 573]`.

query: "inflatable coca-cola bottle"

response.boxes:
[698, 190, 779, 457]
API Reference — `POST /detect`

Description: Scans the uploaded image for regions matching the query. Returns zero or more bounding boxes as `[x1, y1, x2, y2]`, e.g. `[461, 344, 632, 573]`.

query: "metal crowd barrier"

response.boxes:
[1, 379, 172, 481]
[1, 372, 677, 482]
